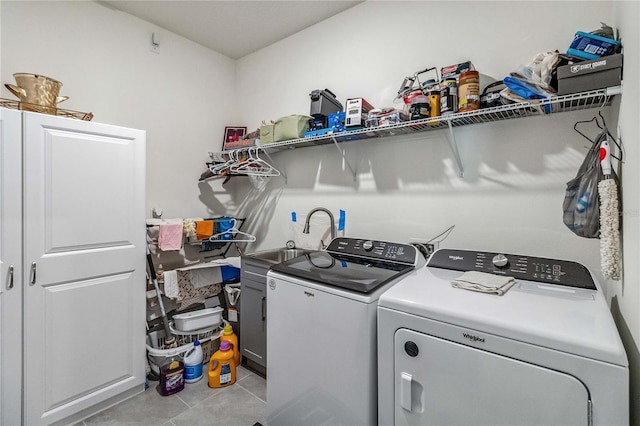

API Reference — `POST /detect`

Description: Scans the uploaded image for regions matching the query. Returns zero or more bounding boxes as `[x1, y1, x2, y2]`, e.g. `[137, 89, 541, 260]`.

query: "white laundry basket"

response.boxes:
[146, 322, 224, 375]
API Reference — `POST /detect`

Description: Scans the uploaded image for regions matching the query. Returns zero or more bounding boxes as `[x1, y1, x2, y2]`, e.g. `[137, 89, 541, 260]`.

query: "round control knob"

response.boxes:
[362, 240, 374, 251]
[492, 254, 509, 269]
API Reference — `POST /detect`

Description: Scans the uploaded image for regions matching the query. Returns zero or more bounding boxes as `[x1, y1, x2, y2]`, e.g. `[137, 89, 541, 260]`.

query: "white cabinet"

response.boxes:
[0, 108, 147, 425]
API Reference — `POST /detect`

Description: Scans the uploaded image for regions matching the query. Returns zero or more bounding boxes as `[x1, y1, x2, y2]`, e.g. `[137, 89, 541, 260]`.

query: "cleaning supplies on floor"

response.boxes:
[208, 341, 236, 388]
[183, 341, 204, 383]
[158, 358, 185, 396]
[220, 324, 240, 367]
[451, 271, 515, 296]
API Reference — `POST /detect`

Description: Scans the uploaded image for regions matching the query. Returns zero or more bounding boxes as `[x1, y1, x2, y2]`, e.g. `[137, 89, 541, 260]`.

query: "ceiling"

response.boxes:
[99, 1, 363, 59]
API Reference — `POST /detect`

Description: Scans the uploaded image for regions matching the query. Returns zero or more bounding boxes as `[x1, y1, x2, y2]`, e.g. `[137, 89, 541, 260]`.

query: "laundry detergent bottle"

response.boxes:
[208, 341, 236, 388]
[220, 324, 240, 367]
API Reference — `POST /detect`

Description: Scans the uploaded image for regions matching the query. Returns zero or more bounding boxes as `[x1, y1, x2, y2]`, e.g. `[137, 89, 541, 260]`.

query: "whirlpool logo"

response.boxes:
[463, 333, 485, 343]
[449, 255, 464, 261]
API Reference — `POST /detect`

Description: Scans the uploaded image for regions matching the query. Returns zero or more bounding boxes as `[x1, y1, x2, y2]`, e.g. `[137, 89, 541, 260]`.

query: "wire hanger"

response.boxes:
[231, 147, 281, 177]
[573, 116, 602, 143]
[573, 113, 622, 161]
[209, 217, 256, 243]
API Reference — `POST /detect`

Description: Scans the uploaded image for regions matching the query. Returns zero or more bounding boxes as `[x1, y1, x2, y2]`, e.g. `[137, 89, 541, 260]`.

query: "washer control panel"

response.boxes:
[326, 237, 417, 265]
[428, 249, 596, 289]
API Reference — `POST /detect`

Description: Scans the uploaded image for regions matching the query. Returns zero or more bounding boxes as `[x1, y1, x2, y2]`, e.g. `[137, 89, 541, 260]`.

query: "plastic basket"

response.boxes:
[146, 322, 224, 374]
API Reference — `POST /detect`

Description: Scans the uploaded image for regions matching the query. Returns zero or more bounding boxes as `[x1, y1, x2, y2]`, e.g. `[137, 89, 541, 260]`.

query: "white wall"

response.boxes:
[232, 1, 639, 420]
[612, 1, 640, 423]
[234, 1, 611, 263]
[0, 0, 236, 219]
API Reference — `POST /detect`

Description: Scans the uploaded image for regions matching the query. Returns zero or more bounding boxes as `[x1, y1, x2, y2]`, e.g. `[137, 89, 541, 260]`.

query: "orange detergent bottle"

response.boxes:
[220, 324, 240, 367]
[208, 340, 236, 388]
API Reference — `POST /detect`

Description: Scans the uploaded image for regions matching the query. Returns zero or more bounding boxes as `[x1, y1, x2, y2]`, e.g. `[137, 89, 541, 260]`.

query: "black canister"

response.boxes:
[440, 78, 458, 114]
[409, 94, 430, 120]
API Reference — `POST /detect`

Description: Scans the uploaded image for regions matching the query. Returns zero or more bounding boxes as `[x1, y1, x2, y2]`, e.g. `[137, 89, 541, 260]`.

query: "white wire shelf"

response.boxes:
[212, 86, 622, 178]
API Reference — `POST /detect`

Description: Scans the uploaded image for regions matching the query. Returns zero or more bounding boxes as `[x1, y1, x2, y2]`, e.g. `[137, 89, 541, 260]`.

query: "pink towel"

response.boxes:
[158, 223, 183, 251]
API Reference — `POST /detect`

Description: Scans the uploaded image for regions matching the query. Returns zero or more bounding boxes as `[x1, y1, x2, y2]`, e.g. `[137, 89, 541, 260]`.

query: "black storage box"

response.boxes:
[556, 53, 622, 95]
[309, 89, 343, 118]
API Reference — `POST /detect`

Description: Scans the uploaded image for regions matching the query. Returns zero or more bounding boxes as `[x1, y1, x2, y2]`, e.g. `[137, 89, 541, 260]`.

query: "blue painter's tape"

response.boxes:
[338, 210, 346, 231]
[292, 212, 297, 222]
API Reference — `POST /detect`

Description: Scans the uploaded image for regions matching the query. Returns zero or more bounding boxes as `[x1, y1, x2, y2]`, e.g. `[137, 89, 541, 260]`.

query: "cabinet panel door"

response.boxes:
[0, 108, 24, 426]
[241, 277, 267, 365]
[22, 113, 146, 425]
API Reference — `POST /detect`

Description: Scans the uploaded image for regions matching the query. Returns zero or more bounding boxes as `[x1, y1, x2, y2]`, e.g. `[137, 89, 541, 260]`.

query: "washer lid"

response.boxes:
[271, 251, 414, 294]
[379, 262, 628, 367]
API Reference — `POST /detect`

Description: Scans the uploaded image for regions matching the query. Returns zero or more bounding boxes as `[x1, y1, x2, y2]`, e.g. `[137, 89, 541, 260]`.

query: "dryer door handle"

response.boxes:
[400, 372, 413, 411]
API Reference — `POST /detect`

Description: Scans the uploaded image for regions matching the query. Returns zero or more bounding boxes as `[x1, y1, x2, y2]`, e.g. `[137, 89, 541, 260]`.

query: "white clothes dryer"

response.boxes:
[378, 248, 628, 426]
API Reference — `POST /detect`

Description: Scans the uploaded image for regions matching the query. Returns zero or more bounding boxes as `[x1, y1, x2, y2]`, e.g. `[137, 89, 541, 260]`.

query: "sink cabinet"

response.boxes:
[240, 258, 269, 374]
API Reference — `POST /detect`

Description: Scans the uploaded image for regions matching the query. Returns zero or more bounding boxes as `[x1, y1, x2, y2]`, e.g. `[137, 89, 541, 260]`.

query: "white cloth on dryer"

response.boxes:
[451, 271, 515, 296]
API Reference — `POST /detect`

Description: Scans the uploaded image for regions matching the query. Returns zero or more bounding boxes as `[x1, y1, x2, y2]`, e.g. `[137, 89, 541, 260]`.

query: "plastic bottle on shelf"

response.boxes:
[208, 341, 236, 388]
[158, 357, 185, 396]
[220, 324, 240, 367]
[183, 340, 204, 383]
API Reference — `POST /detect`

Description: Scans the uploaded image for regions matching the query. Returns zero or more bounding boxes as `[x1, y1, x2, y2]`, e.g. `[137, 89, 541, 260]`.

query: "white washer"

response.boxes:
[267, 237, 423, 426]
[378, 248, 628, 426]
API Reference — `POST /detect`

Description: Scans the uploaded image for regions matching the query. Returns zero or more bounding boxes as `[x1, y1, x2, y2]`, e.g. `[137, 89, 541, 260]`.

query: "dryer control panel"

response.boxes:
[428, 249, 596, 290]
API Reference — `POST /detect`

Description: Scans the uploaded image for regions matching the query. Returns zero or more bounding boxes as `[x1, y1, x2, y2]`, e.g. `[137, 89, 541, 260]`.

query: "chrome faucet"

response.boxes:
[302, 207, 336, 247]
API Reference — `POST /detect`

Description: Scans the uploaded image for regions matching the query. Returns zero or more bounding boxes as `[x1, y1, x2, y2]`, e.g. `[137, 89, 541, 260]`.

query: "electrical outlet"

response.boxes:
[409, 238, 439, 259]
[426, 241, 439, 257]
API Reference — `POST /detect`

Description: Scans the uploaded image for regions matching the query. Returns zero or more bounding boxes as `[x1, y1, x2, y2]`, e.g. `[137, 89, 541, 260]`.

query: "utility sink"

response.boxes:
[244, 247, 312, 265]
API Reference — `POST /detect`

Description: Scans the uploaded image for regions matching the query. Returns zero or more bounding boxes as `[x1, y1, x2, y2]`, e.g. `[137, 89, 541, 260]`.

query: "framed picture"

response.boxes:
[223, 126, 247, 149]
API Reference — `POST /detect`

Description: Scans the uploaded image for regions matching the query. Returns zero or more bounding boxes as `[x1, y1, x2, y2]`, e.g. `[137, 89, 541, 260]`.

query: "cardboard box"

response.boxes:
[556, 54, 622, 95]
[345, 98, 374, 127]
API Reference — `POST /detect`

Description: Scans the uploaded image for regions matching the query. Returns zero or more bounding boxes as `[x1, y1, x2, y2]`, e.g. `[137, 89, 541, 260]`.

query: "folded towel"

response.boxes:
[196, 220, 214, 240]
[163, 270, 179, 299]
[451, 271, 516, 296]
[158, 223, 184, 251]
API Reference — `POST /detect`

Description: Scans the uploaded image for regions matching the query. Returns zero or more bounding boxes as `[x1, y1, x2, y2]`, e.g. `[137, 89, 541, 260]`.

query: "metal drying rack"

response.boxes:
[0, 98, 93, 121]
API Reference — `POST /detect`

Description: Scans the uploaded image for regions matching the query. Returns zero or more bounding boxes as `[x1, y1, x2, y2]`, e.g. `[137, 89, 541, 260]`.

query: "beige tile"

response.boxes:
[237, 372, 266, 402]
[84, 385, 189, 425]
[171, 384, 266, 426]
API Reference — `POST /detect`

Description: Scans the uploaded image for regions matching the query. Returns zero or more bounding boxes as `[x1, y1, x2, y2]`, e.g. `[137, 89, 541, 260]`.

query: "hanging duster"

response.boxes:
[598, 138, 621, 280]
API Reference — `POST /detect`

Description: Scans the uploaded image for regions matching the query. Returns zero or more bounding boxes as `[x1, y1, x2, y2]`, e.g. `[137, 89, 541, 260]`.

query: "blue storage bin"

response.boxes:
[567, 31, 619, 60]
[221, 265, 240, 283]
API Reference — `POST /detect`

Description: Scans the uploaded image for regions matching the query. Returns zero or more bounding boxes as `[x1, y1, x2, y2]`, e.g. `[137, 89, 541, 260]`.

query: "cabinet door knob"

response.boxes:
[30, 262, 37, 285]
[8, 265, 14, 289]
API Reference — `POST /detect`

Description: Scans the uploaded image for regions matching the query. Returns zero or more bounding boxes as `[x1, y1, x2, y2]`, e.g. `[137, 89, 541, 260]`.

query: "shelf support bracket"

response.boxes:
[445, 119, 464, 178]
[261, 149, 287, 184]
[331, 137, 357, 181]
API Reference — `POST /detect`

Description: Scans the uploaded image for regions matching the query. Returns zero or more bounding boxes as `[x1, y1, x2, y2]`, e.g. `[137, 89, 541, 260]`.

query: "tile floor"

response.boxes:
[77, 366, 266, 426]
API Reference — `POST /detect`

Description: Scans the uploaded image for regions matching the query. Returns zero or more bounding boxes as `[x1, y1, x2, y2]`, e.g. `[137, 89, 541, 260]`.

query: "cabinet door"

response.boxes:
[0, 108, 24, 426]
[22, 112, 146, 425]
[240, 277, 267, 366]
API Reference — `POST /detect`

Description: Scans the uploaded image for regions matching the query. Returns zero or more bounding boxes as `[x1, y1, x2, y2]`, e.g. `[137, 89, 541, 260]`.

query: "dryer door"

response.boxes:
[394, 328, 590, 425]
